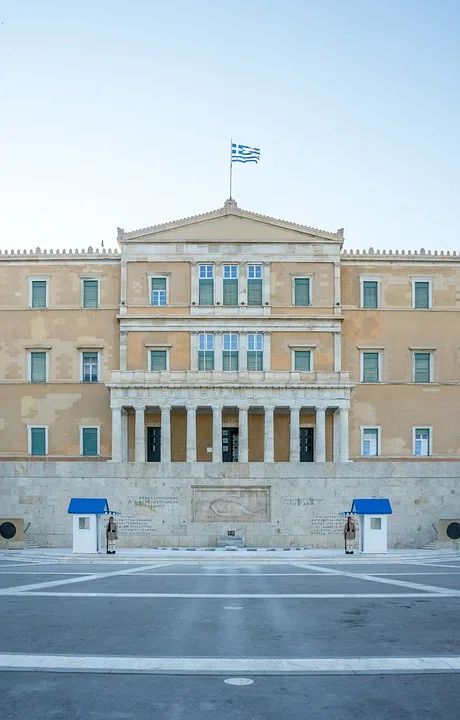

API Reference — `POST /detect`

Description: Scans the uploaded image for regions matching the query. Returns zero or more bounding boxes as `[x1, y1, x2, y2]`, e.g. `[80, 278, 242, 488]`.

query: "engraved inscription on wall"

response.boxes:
[192, 486, 270, 523]
[311, 515, 358, 536]
[116, 516, 155, 535]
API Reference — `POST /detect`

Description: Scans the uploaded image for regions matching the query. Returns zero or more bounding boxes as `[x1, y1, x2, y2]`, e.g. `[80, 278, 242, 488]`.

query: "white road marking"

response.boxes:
[6, 591, 454, 598]
[292, 562, 460, 596]
[0, 563, 173, 595]
[223, 606, 243, 610]
[224, 677, 254, 685]
[0, 571, 92, 575]
[130, 572, 325, 576]
[0, 653, 458, 674]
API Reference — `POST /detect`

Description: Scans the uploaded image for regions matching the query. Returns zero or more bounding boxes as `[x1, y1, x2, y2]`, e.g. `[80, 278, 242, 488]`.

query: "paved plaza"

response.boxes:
[0, 550, 459, 719]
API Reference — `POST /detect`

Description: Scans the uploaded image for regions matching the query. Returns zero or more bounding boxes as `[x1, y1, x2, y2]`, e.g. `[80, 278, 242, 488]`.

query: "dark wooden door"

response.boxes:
[300, 427, 314, 462]
[147, 426, 161, 462]
[222, 427, 239, 462]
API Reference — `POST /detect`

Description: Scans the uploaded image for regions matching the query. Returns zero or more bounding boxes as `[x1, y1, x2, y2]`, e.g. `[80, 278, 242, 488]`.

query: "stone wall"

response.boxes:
[0, 461, 458, 548]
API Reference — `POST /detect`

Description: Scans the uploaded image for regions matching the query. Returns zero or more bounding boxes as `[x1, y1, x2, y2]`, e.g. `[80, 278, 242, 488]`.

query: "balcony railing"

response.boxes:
[108, 370, 351, 387]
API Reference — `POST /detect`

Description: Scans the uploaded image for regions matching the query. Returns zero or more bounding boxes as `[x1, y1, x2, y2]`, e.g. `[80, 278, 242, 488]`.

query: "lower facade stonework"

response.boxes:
[1, 461, 458, 549]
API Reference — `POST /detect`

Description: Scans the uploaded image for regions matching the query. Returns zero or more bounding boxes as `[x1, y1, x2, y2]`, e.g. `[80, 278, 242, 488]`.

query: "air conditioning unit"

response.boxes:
[437, 519, 460, 542]
[0, 518, 25, 549]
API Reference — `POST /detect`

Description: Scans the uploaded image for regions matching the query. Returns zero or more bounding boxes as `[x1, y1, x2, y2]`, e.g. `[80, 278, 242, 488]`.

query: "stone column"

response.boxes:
[191, 263, 199, 305]
[315, 407, 326, 462]
[239, 332, 248, 371]
[120, 260, 127, 316]
[121, 409, 128, 461]
[264, 406, 275, 462]
[333, 332, 342, 372]
[134, 405, 145, 462]
[339, 407, 349, 462]
[214, 263, 223, 305]
[263, 332, 271, 371]
[333, 409, 340, 462]
[263, 262, 271, 305]
[190, 332, 198, 371]
[111, 405, 123, 462]
[239, 263, 247, 305]
[238, 405, 249, 462]
[334, 261, 341, 306]
[214, 332, 223, 371]
[186, 405, 197, 462]
[120, 331, 127, 371]
[161, 405, 171, 462]
[212, 406, 222, 462]
[289, 406, 301, 462]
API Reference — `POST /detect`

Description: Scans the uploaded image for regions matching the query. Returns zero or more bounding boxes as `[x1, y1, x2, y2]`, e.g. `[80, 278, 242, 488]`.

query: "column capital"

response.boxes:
[238, 405, 250, 412]
[185, 404, 197, 412]
[160, 404, 171, 411]
[133, 403, 146, 411]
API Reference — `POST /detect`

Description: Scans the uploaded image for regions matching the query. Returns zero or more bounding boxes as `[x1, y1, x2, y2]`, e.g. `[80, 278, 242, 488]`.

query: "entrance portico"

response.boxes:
[108, 370, 353, 463]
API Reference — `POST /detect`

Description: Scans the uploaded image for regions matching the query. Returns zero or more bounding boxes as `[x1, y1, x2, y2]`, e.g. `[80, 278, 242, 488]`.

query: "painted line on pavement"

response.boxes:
[0, 563, 173, 595]
[0, 653, 458, 675]
[292, 562, 460, 596]
[5, 591, 454, 598]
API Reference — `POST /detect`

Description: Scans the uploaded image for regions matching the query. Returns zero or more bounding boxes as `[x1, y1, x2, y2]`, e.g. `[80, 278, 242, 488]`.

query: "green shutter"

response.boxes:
[150, 350, 167, 370]
[414, 282, 429, 309]
[223, 279, 238, 305]
[32, 281, 47, 308]
[199, 279, 214, 305]
[247, 352, 263, 370]
[362, 353, 379, 382]
[414, 353, 430, 382]
[223, 351, 238, 370]
[247, 279, 262, 305]
[83, 280, 99, 308]
[151, 278, 166, 291]
[82, 428, 98, 456]
[294, 278, 310, 306]
[31, 352, 46, 382]
[198, 351, 214, 370]
[295, 351, 311, 371]
[31, 427, 46, 455]
[362, 281, 378, 309]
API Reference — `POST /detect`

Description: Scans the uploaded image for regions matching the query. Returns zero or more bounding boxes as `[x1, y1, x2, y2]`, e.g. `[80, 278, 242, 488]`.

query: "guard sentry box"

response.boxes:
[351, 498, 392, 554]
[67, 498, 111, 554]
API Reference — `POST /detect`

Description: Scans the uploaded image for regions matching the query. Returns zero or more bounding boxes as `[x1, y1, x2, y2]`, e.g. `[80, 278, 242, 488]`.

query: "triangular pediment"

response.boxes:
[118, 200, 343, 244]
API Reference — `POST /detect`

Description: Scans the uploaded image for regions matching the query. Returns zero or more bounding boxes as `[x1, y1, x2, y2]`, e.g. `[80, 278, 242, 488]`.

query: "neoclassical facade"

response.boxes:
[1, 199, 460, 463]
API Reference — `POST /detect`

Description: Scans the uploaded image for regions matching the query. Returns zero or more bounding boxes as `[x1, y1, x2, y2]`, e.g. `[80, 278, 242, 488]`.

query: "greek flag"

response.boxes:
[232, 143, 260, 164]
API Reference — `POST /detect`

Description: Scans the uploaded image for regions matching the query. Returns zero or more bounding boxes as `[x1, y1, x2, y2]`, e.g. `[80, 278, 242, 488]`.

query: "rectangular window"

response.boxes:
[82, 279, 99, 309]
[82, 352, 99, 382]
[79, 517, 90, 530]
[81, 427, 99, 457]
[294, 278, 310, 306]
[29, 427, 47, 456]
[414, 428, 430, 456]
[362, 352, 379, 382]
[31, 280, 47, 309]
[362, 428, 379, 457]
[370, 517, 382, 530]
[362, 280, 379, 309]
[223, 333, 239, 370]
[413, 352, 431, 383]
[294, 350, 311, 371]
[223, 265, 238, 305]
[247, 265, 263, 306]
[198, 333, 214, 370]
[30, 351, 47, 382]
[151, 277, 167, 306]
[198, 265, 214, 305]
[247, 333, 263, 370]
[413, 281, 430, 309]
[150, 350, 167, 371]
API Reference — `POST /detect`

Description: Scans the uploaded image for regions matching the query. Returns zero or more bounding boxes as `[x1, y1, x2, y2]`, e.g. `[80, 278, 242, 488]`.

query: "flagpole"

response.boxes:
[229, 139, 233, 199]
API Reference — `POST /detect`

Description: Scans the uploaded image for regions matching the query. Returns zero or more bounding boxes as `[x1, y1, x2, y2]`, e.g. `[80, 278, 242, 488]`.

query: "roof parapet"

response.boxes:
[342, 248, 458, 259]
[0, 247, 121, 258]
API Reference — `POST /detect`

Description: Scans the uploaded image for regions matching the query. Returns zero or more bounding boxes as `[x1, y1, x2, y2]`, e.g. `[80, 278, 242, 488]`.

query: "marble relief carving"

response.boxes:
[192, 487, 270, 523]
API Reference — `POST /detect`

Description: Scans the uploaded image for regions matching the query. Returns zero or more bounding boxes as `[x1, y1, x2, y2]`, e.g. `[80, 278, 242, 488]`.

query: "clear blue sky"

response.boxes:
[1, 0, 459, 252]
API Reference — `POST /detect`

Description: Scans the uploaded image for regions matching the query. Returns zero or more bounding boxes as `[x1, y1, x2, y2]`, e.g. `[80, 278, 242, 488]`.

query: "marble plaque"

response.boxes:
[192, 486, 270, 523]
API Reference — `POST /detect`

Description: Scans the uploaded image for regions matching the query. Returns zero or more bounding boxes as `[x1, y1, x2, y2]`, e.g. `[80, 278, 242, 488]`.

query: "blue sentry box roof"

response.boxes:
[351, 498, 392, 515]
[68, 498, 110, 515]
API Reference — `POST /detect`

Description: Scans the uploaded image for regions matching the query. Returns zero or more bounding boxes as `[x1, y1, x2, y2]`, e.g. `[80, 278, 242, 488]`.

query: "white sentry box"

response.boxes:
[68, 498, 110, 554]
[351, 499, 392, 554]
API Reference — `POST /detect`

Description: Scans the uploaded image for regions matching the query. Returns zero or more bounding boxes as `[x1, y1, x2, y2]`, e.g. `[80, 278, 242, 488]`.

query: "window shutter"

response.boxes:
[414, 282, 429, 309]
[31, 428, 46, 455]
[83, 280, 99, 308]
[363, 282, 378, 309]
[223, 352, 238, 370]
[150, 351, 167, 371]
[362, 353, 379, 382]
[294, 278, 310, 306]
[199, 279, 214, 305]
[151, 278, 166, 291]
[198, 351, 214, 370]
[414, 353, 430, 382]
[223, 279, 238, 305]
[82, 428, 98, 456]
[247, 279, 262, 305]
[31, 352, 46, 382]
[32, 281, 47, 308]
[295, 351, 311, 371]
[247, 352, 263, 371]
